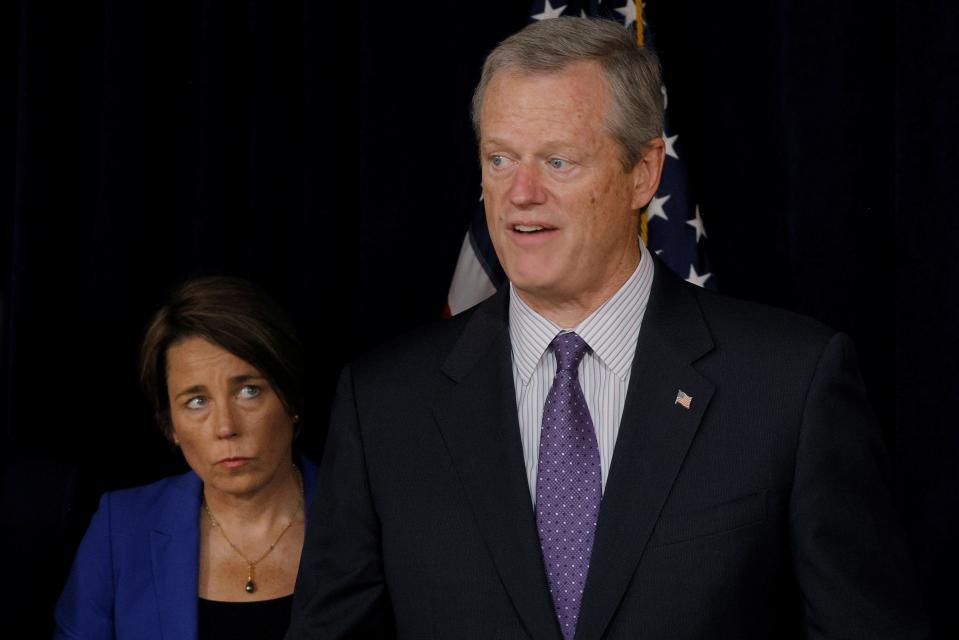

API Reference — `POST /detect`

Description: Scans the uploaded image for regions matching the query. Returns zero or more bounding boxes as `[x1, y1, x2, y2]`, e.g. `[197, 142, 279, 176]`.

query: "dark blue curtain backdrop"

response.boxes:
[4, 1, 956, 636]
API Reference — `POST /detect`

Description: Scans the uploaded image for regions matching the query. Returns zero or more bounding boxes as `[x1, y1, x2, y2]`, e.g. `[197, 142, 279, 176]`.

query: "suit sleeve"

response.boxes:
[790, 332, 929, 639]
[54, 493, 116, 640]
[287, 365, 395, 639]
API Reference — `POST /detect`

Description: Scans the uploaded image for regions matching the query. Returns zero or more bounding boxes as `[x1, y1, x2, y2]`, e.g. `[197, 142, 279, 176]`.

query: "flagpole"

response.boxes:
[636, 0, 645, 46]
[637, 1, 649, 245]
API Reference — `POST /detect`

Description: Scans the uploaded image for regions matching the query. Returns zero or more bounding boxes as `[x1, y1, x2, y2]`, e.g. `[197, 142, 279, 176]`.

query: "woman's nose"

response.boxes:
[212, 403, 239, 439]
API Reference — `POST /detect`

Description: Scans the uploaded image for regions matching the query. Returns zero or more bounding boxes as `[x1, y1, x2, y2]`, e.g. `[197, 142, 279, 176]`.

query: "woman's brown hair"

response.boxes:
[139, 276, 303, 441]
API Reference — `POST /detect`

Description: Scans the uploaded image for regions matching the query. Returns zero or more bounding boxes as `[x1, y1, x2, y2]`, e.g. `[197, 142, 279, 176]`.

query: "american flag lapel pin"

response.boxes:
[675, 390, 693, 410]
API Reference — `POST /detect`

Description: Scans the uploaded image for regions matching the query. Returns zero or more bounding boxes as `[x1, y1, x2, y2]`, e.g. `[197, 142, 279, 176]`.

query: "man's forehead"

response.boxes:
[486, 60, 606, 93]
[480, 66, 609, 140]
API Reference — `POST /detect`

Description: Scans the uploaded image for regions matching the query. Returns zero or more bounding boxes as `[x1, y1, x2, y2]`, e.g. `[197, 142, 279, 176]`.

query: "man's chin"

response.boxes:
[509, 276, 566, 306]
[503, 255, 557, 283]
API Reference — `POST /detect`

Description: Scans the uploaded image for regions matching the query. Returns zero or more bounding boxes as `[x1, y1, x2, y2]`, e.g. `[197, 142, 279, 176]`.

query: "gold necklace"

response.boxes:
[202, 465, 304, 594]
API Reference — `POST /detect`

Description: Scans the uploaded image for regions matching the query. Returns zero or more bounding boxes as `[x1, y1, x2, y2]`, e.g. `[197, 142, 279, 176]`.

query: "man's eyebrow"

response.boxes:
[480, 137, 512, 150]
[482, 137, 579, 152]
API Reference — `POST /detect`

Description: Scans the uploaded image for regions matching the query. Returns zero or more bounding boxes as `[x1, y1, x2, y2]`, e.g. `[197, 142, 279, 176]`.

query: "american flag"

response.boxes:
[675, 389, 693, 409]
[445, 0, 715, 317]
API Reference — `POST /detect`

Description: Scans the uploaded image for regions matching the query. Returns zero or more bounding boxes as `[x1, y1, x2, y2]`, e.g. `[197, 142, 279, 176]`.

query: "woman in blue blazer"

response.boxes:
[56, 277, 318, 640]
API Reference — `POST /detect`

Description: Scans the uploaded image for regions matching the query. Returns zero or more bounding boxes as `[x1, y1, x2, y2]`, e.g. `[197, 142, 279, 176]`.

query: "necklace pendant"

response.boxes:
[245, 579, 256, 594]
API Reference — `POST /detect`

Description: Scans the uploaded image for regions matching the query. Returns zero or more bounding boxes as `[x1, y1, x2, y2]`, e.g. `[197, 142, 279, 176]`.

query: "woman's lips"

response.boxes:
[217, 457, 252, 469]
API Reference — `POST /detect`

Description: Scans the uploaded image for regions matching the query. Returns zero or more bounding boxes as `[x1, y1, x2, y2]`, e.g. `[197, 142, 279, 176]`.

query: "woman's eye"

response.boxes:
[185, 396, 207, 410]
[238, 384, 261, 399]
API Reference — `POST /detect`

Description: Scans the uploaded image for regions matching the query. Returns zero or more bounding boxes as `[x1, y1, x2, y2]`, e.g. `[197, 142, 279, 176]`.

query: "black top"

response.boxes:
[198, 594, 293, 640]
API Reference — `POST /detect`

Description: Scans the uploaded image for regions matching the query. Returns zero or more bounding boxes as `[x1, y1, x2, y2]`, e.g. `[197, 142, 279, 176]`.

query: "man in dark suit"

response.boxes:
[289, 17, 927, 639]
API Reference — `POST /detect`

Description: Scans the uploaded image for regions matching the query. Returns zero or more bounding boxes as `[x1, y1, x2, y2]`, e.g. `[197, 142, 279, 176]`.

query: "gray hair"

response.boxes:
[471, 17, 664, 169]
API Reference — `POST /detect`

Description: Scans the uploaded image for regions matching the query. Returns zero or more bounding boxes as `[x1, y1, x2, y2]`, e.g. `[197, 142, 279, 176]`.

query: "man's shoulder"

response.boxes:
[673, 281, 843, 382]
[648, 258, 836, 355]
[354, 291, 505, 379]
[340, 302, 503, 417]
[692, 285, 835, 347]
[356, 306, 478, 371]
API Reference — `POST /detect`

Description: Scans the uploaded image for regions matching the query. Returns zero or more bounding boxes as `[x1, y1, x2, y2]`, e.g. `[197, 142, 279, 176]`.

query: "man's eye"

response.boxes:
[238, 385, 262, 399]
[548, 157, 570, 170]
[489, 155, 507, 168]
[186, 396, 207, 410]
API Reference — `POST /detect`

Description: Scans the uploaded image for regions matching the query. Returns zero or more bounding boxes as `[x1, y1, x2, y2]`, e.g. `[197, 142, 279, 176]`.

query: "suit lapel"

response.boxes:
[151, 473, 202, 640]
[576, 260, 715, 640]
[433, 291, 562, 640]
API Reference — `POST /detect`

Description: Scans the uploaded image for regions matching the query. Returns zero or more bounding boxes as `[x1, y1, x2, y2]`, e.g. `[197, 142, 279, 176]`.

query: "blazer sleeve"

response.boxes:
[287, 365, 395, 639]
[790, 332, 929, 639]
[54, 492, 116, 640]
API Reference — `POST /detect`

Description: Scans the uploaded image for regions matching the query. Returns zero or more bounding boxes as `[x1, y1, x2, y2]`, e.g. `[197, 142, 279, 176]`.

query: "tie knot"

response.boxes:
[550, 332, 589, 373]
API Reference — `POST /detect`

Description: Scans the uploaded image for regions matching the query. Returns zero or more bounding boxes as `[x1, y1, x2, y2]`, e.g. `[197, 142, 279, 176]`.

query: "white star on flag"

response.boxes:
[615, 0, 637, 28]
[647, 194, 671, 221]
[686, 265, 712, 287]
[686, 205, 707, 242]
[664, 132, 679, 159]
[532, 1, 566, 20]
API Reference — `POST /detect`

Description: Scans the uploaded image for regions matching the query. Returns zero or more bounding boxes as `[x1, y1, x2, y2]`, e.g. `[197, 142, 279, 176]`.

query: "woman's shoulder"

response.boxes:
[97, 470, 202, 530]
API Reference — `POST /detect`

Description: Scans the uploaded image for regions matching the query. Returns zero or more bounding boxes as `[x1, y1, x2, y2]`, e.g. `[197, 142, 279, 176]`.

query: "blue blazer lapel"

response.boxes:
[433, 290, 563, 640]
[151, 472, 202, 640]
[576, 258, 715, 640]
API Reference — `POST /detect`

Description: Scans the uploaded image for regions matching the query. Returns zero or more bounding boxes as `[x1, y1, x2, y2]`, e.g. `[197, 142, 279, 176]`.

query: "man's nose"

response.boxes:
[508, 161, 547, 206]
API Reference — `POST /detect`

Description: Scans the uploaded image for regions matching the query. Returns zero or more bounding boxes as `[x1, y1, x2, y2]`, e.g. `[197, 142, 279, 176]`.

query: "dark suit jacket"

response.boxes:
[54, 456, 318, 640]
[289, 260, 927, 639]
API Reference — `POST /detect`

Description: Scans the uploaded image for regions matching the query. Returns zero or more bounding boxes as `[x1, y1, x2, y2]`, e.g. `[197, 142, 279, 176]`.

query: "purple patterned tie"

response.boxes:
[536, 332, 602, 640]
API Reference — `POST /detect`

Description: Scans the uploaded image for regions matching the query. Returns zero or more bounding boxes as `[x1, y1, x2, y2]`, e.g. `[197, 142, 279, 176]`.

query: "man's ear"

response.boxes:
[630, 137, 666, 210]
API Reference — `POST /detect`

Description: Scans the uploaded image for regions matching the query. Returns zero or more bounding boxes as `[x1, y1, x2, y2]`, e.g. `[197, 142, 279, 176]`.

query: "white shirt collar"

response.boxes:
[508, 239, 655, 384]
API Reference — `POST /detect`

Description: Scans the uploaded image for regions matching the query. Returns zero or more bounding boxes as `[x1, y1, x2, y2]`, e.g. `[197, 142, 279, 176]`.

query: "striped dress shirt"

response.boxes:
[509, 241, 655, 504]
